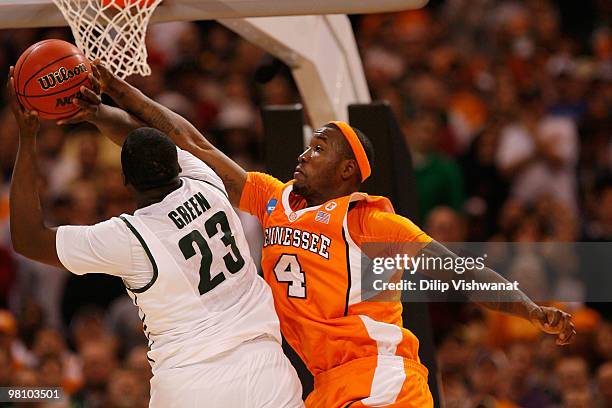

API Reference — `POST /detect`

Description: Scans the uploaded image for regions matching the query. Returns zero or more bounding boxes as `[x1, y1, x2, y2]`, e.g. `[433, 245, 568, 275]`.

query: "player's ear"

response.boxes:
[340, 159, 358, 181]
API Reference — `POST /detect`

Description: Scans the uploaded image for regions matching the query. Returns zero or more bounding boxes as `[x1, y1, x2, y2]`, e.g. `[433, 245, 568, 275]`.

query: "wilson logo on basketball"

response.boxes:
[37, 63, 88, 91]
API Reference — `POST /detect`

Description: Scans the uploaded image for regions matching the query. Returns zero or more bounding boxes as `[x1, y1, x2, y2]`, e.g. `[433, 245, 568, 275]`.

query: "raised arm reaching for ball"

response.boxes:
[65, 60, 248, 207]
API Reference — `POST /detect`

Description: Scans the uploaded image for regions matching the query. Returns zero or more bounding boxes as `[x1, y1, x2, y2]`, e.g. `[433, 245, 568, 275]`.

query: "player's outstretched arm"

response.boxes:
[419, 240, 576, 345]
[6, 68, 62, 268]
[57, 71, 145, 146]
[91, 61, 247, 206]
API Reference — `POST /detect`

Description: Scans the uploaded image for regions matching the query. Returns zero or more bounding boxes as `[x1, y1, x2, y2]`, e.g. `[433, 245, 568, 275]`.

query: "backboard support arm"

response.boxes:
[219, 15, 371, 127]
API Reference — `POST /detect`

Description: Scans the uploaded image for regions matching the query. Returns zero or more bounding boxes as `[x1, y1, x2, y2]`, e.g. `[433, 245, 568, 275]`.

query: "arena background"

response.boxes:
[0, 0, 611, 407]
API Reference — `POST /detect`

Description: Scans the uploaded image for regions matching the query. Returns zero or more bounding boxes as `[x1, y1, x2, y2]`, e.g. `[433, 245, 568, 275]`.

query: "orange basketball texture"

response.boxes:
[14, 39, 91, 120]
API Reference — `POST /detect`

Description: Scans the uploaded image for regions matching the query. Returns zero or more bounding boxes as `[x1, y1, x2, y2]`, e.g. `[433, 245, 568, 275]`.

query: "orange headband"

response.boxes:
[330, 121, 371, 182]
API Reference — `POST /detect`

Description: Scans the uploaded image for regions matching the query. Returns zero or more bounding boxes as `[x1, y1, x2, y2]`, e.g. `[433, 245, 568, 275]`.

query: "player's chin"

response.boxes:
[292, 180, 308, 196]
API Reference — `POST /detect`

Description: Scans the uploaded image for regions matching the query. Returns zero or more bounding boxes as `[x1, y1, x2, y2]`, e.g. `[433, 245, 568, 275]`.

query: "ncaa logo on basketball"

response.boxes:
[55, 90, 83, 108]
[37, 63, 88, 91]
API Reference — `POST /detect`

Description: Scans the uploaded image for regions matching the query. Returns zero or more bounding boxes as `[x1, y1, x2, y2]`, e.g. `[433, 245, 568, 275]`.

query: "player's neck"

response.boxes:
[134, 179, 183, 209]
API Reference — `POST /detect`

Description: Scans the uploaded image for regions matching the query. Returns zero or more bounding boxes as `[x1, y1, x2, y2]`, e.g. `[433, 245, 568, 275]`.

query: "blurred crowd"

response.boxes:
[0, 0, 610, 406]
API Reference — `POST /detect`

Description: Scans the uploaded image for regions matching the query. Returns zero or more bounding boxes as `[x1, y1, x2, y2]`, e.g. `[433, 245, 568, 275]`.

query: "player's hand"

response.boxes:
[529, 305, 575, 346]
[7, 66, 39, 136]
[56, 74, 102, 125]
[90, 59, 119, 93]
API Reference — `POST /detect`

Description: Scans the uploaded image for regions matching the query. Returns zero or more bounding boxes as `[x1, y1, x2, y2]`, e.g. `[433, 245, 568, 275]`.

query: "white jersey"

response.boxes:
[56, 149, 281, 374]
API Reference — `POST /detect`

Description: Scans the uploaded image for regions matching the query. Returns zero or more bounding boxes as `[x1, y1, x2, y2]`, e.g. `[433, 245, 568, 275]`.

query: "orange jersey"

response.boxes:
[239, 172, 432, 376]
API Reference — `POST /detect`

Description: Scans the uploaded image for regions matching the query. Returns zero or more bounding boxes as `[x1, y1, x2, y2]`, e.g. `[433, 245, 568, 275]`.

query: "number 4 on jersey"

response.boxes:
[273, 254, 306, 298]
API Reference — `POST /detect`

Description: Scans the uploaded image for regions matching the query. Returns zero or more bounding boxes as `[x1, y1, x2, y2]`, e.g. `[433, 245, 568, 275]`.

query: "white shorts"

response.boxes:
[149, 336, 304, 408]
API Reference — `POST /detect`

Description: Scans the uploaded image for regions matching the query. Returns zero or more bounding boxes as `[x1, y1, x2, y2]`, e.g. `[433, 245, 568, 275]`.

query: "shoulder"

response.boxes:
[55, 217, 133, 275]
[348, 198, 393, 230]
[177, 148, 226, 191]
[347, 198, 431, 244]
[58, 217, 129, 241]
[246, 172, 285, 191]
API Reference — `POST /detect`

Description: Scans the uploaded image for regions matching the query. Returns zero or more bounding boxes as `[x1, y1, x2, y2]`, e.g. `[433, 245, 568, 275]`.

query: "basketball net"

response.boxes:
[52, 0, 162, 78]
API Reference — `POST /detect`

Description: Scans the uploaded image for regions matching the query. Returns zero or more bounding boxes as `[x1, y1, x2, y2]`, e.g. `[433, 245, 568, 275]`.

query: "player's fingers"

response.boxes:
[557, 327, 576, 345]
[24, 110, 39, 123]
[72, 97, 97, 112]
[7, 75, 15, 99]
[530, 306, 549, 330]
[80, 86, 101, 105]
[546, 309, 562, 329]
[93, 61, 111, 79]
[7, 68, 15, 97]
[555, 313, 574, 344]
[90, 58, 101, 73]
[88, 73, 101, 94]
[91, 64, 102, 83]
[7, 76, 24, 115]
[57, 111, 88, 125]
[561, 314, 574, 337]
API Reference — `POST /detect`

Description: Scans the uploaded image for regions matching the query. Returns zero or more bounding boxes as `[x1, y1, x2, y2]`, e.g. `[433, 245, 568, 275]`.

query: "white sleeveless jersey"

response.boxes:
[119, 177, 281, 373]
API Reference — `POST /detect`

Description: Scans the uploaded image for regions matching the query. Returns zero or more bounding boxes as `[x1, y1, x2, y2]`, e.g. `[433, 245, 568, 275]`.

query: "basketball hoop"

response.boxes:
[52, 0, 162, 78]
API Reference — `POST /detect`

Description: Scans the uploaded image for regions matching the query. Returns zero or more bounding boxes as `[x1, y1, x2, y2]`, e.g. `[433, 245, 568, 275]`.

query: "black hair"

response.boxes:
[121, 127, 180, 191]
[328, 123, 375, 174]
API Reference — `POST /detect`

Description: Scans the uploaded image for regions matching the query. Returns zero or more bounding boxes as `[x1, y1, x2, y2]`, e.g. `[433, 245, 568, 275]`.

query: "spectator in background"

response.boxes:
[0, 247, 14, 307]
[597, 362, 612, 408]
[0, 346, 12, 387]
[405, 110, 465, 223]
[555, 356, 591, 400]
[126, 346, 153, 387]
[585, 176, 612, 241]
[467, 351, 518, 408]
[496, 91, 579, 215]
[71, 340, 118, 408]
[106, 369, 148, 408]
[507, 341, 555, 408]
[594, 323, 612, 366]
[562, 389, 594, 408]
[31, 328, 82, 393]
[460, 121, 509, 239]
[424, 206, 467, 242]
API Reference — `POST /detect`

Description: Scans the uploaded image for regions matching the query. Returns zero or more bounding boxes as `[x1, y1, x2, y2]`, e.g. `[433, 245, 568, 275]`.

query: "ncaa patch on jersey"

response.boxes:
[315, 211, 331, 224]
[266, 198, 278, 215]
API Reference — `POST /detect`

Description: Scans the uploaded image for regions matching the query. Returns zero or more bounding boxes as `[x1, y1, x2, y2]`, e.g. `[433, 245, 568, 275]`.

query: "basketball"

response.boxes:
[13, 39, 91, 120]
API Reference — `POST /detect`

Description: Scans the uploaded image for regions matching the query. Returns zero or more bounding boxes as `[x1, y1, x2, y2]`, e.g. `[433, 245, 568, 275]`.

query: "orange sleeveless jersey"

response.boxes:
[239, 172, 433, 376]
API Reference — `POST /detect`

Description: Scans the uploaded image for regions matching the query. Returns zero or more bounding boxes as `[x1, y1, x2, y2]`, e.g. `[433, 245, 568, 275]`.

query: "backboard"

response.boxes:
[0, 0, 428, 29]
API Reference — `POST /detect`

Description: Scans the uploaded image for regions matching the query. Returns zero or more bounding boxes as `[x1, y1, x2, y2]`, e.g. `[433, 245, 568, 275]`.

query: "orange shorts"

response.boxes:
[306, 355, 433, 408]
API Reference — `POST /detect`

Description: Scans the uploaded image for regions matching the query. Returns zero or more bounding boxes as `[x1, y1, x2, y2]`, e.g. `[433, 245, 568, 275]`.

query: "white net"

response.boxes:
[52, 0, 163, 78]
